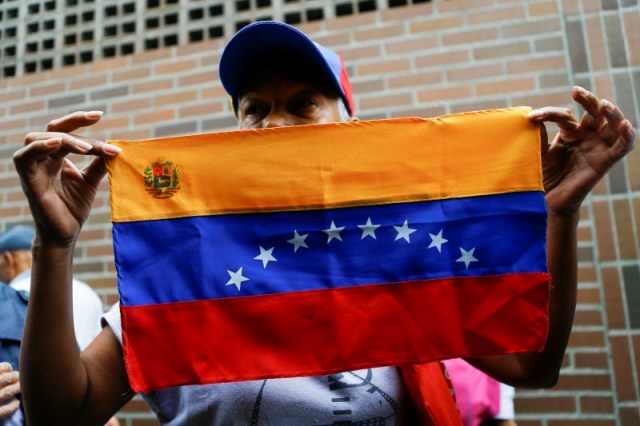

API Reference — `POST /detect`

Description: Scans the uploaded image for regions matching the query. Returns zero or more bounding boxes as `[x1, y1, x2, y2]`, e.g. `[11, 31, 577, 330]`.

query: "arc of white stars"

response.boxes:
[323, 220, 345, 243]
[456, 247, 478, 269]
[394, 219, 416, 243]
[427, 229, 448, 253]
[254, 246, 277, 268]
[287, 230, 309, 252]
[357, 217, 380, 240]
[226, 267, 249, 291]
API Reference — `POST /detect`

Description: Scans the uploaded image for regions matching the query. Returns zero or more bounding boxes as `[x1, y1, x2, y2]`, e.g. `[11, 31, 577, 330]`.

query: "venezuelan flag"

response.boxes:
[107, 107, 549, 393]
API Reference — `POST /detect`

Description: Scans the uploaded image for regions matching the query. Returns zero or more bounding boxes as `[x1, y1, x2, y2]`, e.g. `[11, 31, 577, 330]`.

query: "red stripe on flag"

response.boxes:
[121, 273, 549, 393]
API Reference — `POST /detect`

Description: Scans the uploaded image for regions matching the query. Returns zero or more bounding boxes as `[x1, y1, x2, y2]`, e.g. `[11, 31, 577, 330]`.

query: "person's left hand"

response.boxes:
[528, 86, 636, 216]
[0, 362, 21, 419]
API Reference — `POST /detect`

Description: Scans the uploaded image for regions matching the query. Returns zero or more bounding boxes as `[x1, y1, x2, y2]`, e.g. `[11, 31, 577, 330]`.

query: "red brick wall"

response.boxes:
[1, 1, 638, 424]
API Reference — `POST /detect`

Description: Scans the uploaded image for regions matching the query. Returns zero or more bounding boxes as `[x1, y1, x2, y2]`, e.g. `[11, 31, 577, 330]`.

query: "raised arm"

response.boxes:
[468, 86, 636, 388]
[14, 112, 132, 425]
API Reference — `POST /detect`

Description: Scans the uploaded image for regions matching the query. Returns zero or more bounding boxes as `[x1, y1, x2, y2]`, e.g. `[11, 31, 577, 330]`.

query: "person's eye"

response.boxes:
[293, 99, 318, 114]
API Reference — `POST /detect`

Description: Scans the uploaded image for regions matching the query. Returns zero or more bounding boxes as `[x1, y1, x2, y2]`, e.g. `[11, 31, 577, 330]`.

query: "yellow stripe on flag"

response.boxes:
[107, 107, 542, 222]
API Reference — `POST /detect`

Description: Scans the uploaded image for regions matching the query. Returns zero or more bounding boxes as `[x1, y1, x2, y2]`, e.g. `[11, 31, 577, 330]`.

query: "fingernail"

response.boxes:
[85, 111, 104, 120]
[104, 144, 122, 154]
[75, 138, 93, 151]
[528, 109, 544, 119]
[45, 137, 62, 146]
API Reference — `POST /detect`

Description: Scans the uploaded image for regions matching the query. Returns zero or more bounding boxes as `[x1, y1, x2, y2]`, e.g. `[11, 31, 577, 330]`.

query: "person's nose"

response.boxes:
[263, 108, 292, 128]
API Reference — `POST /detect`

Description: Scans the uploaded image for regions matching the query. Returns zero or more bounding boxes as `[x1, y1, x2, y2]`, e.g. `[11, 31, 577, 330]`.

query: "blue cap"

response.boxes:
[0, 225, 35, 252]
[219, 21, 354, 117]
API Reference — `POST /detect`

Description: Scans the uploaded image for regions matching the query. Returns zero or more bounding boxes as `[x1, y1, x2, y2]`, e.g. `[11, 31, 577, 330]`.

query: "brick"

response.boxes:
[382, 2, 433, 21]
[358, 58, 411, 76]
[414, 50, 470, 69]
[48, 94, 86, 109]
[352, 78, 386, 94]
[515, 396, 576, 413]
[602, 267, 627, 329]
[628, 148, 640, 191]
[578, 265, 597, 282]
[388, 72, 442, 89]
[409, 15, 465, 34]
[604, 14, 629, 68]
[359, 92, 413, 110]
[574, 351, 608, 369]
[573, 309, 603, 326]
[529, 0, 560, 16]
[155, 59, 199, 75]
[613, 199, 638, 259]
[584, 16, 609, 71]
[548, 420, 616, 426]
[112, 98, 151, 114]
[623, 9, 640, 66]
[134, 109, 175, 126]
[91, 56, 129, 73]
[477, 77, 536, 96]
[535, 36, 566, 53]
[178, 71, 216, 86]
[417, 85, 474, 103]
[577, 285, 601, 304]
[354, 24, 406, 42]
[474, 41, 531, 60]
[91, 86, 129, 101]
[10, 100, 45, 115]
[503, 18, 563, 38]
[507, 55, 567, 74]
[439, 0, 493, 13]
[70, 75, 108, 91]
[622, 265, 640, 329]
[581, 395, 615, 413]
[385, 36, 438, 55]
[446, 64, 503, 82]
[154, 121, 198, 137]
[87, 244, 114, 257]
[592, 200, 616, 261]
[112, 67, 151, 83]
[620, 406, 640, 426]
[154, 90, 198, 107]
[29, 82, 66, 97]
[566, 20, 589, 73]
[132, 78, 175, 94]
[87, 277, 117, 289]
[443, 28, 499, 47]
[325, 12, 377, 31]
[339, 45, 382, 62]
[468, 5, 525, 24]
[179, 102, 224, 119]
[568, 330, 605, 347]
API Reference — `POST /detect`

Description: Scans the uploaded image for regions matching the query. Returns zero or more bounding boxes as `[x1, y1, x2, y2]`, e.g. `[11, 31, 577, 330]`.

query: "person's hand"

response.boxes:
[13, 111, 121, 247]
[0, 362, 21, 419]
[528, 86, 636, 216]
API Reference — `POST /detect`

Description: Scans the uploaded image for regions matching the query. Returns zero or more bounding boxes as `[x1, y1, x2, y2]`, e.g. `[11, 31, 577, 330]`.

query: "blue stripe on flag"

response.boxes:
[114, 191, 547, 306]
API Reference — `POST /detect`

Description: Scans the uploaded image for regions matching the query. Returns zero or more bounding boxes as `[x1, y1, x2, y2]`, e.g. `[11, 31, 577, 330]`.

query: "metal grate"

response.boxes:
[0, 0, 432, 79]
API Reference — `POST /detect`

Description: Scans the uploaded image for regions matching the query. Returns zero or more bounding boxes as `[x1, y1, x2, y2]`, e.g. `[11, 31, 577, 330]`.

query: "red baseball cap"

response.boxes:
[219, 21, 354, 117]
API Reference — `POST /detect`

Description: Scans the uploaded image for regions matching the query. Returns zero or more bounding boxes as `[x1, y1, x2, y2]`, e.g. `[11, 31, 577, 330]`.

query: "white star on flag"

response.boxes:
[394, 220, 416, 243]
[456, 247, 478, 269]
[254, 246, 277, 268]
[428, 229, 448, 253]
[357, 217, 380, 239]
[287, 230, 309, 252]
[323, 220, 345, 243]
[226, 267, 249, 290]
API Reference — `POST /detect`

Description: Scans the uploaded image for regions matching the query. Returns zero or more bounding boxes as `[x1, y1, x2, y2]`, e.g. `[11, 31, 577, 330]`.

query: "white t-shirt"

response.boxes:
[103, 303, 409, 425]
[11, 270, 103, 350]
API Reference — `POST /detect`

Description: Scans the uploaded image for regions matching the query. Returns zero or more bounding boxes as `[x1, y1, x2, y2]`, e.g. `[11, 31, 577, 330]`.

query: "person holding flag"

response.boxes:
[12, 21, 636, 425]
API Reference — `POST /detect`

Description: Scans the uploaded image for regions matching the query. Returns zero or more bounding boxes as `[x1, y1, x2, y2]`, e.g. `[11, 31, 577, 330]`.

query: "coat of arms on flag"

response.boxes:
[107, 107, 549, 393]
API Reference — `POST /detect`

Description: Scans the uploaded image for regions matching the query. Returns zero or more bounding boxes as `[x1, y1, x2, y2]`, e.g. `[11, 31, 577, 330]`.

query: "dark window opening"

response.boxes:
[208, 26, 223, 38]
[41, 58, 54, 70]
[80, 50, 93, 63]
[164, 13, 178, 25]
[25, 62, 37, 74]
[164, 34, 178, 46]
[145, 38, 159, 49]
[335, 3, 354, 16]
[358, 0, 377, 12]
[123, 2, 135, 13]
[27, 22, 40, 33]
[3, 66, 16, 78]
[284, 12, 301, 25]
[146, 17, 159, 29]
[27, 42, 38, 53]
[306, 8, 324, 21]
[81, 30, 93, 41]
[44, 19, 55, 30]
[121, 43, 134, 55]
[63, 54, 75, 66]
[147, 0, 160, 7]
[103, 45, 117, 57]
[122, 22, 135, 33]
[104, 5, 117, 17]
[64, 33, 77, 45]
[105, 25, 117, 37]
[209, 4, 223, 16]
[189, 8, 204, 20]
[64, 14, 77, 25]
[82, 10, 94, 22]
[43, 39, 55, 49]
[189, 29, 204, 42]
[235, 0, 250, 12]
[256, 0, 271, 8]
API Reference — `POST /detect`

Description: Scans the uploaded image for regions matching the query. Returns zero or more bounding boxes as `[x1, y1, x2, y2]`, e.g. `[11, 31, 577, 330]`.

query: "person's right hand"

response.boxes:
[0, 362, 21, 419]
[13, 111, 121, 247]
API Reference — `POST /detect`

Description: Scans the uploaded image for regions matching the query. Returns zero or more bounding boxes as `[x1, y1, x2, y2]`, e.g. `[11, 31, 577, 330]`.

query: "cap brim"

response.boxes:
[219, 21, 349, 115]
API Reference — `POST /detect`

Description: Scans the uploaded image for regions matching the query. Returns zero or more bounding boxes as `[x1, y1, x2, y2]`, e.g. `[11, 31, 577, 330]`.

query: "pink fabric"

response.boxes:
[444, 359, 500, 426]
